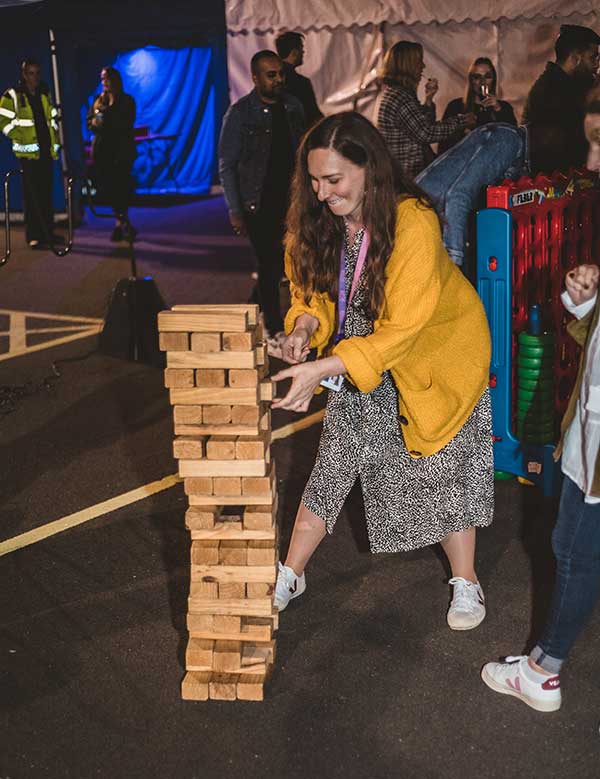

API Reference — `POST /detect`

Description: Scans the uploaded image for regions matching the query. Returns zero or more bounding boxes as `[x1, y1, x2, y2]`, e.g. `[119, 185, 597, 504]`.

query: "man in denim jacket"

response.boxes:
[219, 50, 305, 342]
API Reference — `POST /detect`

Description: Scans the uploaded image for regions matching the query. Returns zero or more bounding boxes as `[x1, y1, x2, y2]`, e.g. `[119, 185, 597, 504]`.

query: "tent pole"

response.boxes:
[48, 28, 68, 192]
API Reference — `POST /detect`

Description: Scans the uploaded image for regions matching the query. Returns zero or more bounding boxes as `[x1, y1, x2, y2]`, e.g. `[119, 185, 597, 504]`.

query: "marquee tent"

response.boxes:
[224, 1, 600, 123]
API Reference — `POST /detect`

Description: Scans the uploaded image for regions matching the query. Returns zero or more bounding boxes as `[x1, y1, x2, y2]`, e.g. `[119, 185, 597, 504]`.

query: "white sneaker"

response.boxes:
[447, 576, 486, 630]
[274, 562, 306, 611]
[481, 655, 561, 712]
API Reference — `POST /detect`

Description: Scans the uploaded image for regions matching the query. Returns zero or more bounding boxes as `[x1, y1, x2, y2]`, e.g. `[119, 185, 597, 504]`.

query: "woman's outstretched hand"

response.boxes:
[272, 355, 347, 413]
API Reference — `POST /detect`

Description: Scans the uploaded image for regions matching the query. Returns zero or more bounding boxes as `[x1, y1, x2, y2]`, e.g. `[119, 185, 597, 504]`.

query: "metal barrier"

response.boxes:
[2, 170, 74, 266]
[477, 169, 600, 495]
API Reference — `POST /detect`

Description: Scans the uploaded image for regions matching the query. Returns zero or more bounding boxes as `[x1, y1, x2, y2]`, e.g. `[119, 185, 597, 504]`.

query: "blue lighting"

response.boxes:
[81, 46, 224, 195]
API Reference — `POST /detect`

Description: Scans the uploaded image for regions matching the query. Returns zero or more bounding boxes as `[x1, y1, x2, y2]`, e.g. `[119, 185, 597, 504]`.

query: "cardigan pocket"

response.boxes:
[399, 378, 462, 443]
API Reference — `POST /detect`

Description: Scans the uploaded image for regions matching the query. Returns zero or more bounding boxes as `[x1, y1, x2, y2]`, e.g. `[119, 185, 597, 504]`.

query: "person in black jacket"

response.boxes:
[523, 24, 600, 175]
[87, 66, 137, 241]
[439, 57, 516, 154]
[276, 31, 323, 128]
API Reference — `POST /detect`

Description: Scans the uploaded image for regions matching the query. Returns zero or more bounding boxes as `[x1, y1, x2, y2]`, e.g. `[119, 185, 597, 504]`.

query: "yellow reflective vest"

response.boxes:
[0, 85, 59, 160]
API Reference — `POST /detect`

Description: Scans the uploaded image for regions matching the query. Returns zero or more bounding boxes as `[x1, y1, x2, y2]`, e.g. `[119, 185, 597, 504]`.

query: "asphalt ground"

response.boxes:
[1, 197, 599, 778]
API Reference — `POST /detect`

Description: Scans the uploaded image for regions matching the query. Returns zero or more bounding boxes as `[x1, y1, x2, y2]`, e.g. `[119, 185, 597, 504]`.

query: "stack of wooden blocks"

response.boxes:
[158, 304, 278, 702]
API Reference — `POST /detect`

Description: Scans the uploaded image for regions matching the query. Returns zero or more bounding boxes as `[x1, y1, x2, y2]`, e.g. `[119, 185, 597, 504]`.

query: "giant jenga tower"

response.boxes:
[158, 304, 278, 701]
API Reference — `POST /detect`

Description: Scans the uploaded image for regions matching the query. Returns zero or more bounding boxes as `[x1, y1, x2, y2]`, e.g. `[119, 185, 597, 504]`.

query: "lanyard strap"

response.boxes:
[335, 228, 370, 342]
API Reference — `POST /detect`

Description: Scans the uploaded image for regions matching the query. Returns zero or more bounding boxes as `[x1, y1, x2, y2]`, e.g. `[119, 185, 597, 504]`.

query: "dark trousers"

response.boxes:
[530, 475, 600, 674]
[20, 156, 54, 243]
[245, 207, 285, 334]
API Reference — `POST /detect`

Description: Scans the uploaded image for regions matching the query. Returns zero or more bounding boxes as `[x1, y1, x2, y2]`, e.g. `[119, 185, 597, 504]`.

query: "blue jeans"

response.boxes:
[530, 476, 600, 674]
[415, 124, 526, 266]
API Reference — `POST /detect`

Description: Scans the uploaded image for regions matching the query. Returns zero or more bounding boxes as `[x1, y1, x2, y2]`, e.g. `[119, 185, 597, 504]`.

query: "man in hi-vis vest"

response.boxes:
[0, 59, 60, 248]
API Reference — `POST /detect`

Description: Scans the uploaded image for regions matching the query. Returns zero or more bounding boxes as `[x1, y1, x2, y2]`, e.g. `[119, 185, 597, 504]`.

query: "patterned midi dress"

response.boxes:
[301, 226, 494, 553]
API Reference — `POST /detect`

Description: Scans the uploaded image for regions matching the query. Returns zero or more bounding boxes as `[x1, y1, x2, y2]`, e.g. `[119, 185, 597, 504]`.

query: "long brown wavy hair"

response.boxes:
[285, 111, 436, 321]
[379, 41, 423, 93]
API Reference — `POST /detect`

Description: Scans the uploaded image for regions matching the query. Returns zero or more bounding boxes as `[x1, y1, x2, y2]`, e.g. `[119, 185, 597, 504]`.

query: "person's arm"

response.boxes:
[283, 250, 335, 353]
[218, 103, 243, 217]
[0, 90, 18, 140]
[392, 91, 473, 144]
[333, 202, 443, 393]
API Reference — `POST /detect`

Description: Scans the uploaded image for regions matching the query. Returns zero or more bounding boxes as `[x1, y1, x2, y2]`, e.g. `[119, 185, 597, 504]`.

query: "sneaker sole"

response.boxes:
[481, 666, 561, 712]
[447, 611, 486, 631]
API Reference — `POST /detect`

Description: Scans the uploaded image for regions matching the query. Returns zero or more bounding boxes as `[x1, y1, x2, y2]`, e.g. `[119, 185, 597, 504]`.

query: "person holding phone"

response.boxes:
[439, 58, 517, 154]
[271, 111, 494, 632]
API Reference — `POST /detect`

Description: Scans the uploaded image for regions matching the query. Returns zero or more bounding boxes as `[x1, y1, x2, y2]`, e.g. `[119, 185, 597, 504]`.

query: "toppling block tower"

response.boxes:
[158, 304, 278, 702]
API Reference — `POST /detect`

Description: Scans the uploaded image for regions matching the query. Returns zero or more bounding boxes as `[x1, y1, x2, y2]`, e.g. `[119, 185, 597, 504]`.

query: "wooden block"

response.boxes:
[189, 492, 273, 507]
[209, 673, 238, 700]
[187, 614, 215, 633]
[219, 540, 247, 566]
[236, 672, 266, 701]
[242, 640, 275, 667]
[191, 540, 219, 565]
[185, 638, 214, 669]
[192, 580, 219, 599]
[173, 437, 205, 460]
[231, 404, 264, 425]
[187, 598, 273, 617]
[206, 436, 236, 460]
[185, 506, 221, 530]
[223, 330, 256, 352]
[190, 332, 221, 353]
[242, 465, 275, 496]
[202, 405, 232, 424]
[171, 387, 258, 406]
[260, 410, 270, 432]
[164, 368, 195, 388]
[213, 614, 242, 633]
[159, 332, 189, 352]
[229, 369, 260, 388]
[218, 582, 246, 599]
[212, 477, 241, 496]
[190, 523, 275, 541]
[256, 343, 267, 367]
[174, 405, 203, 425]
[158, 310, 248, 333]
[235, 435, 269, 460]
[259, 380, 274, 401]
[247, 541, 277, 566]
[246, 582, 274, 599]
[184, 477, 213, 496]
[181, 671, 210, 701]
[192, 564, 276, 584]
[175, 423, 261, 437]
[195, 369, 226, 388]
[173, 304, 259, 327]
[243, 503, 277, 531]
[213, 641, 242, 673]
[168, 350, 256, 370]
[179, 459, 266, 478]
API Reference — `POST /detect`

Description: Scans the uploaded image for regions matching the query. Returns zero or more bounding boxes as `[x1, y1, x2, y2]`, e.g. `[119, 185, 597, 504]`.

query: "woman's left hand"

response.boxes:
[271, 361, 324, 412]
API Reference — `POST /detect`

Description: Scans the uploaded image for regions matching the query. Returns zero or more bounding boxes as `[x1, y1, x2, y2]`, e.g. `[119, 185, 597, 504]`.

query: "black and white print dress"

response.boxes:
[302, 226, 494, 553]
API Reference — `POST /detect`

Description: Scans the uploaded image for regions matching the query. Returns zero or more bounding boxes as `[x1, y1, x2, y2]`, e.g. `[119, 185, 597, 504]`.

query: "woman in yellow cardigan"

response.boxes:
[272, 112, 494, 629]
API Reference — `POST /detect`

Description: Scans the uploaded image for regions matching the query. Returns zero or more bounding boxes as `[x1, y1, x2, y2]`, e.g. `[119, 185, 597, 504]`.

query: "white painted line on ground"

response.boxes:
[0, 410, 325, 557]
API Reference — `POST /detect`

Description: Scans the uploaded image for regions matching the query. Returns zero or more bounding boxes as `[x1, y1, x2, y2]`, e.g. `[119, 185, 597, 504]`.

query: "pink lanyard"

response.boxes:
[335, 228, 370, 343]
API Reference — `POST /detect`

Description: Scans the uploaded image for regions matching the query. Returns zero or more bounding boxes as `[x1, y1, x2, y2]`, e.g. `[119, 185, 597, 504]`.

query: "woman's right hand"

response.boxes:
[565, 264, 599, 306]
[280, 327, 311, 364]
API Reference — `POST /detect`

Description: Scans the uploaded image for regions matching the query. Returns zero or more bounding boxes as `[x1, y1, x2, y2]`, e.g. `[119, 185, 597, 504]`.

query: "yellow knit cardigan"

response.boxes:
[283, 197, 491, 457]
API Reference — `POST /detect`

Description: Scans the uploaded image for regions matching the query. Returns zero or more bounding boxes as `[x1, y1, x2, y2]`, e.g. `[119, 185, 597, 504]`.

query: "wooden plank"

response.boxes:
[191, 540, 219, 565]
[202, 405, 232, 424]
[192, 580, 219, 598]
[181, 671, 210, 701]
[189, 332, 221, 353]
[213, 615, 242, 633]
[158, 310, 248, 333]
[236, 672, 267, 701]
[168, 350, 256, 369]
[185, 506, 221, 530]
[186, 614, 215, 632]
[235, 435, 269, 460]
[242, 640, 275, 667]
[219, 540, 247, 566]
[255, 343, 267, 367]
[183, 476, 213, 496]
[229, 368, 263, 388]
[223, 331, 256, 352]
[218, 582, 246, 599]
[213, 641, 242, 673]
[173, 405, 203, 425]
[206, 436, 236, 460]
[187, 598, 273, 617]
[185, 638, 214, 669]
[173, 437, 205, 460]
[259, 380, 275, 402]
[189, 492, 273, 506]
[164, 368, 195, 388]
[243, 502, 277, 531]
[231, 404, 265, 425]
[190, 524, 275, 541]
[170, 387, 259, 406]
[173, 304, 259, 327]
[242, 464, 276, 496]
[247, 541, 277, 566]
[209, 673, 238, 700]
[212, 476, 242, 496]
[179, 459, 266, 478]
[195, 369, 226, 388]
[175, 423, 261, 437]
[187, 616, 272, 642]
[246, 582, 274, 599]
[191, 565, 276, 584]
[159, 332, 189, 352]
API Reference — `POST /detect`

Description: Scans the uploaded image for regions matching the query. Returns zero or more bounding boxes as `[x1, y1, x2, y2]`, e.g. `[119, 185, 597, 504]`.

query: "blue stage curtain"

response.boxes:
[81, 46, 226, 195]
